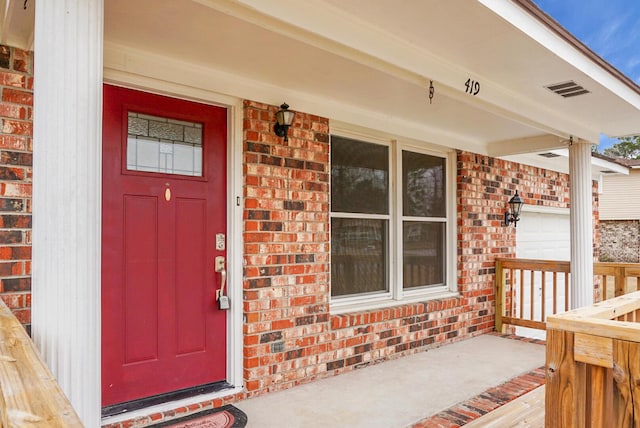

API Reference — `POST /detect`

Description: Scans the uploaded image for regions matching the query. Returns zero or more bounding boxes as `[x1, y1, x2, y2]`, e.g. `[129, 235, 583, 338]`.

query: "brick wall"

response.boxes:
[599, 220, 640, 262]
[241, 104, 593, 396]
[458, 152, 601, 303]
[593, 185, 602, 301]
[458, 152, 574, 331]
[0, 45, 32, 331]
[243, 101, 331, 393]
[593, 190, 600, 262]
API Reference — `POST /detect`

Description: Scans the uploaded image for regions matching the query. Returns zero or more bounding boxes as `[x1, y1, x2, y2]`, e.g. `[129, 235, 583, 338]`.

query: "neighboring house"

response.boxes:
[597, 155, 640, 262]
[0, 1, 639, 426]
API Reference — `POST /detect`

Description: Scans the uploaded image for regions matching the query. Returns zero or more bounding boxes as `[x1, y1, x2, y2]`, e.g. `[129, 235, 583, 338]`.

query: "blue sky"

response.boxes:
[533, 0, 640, 150]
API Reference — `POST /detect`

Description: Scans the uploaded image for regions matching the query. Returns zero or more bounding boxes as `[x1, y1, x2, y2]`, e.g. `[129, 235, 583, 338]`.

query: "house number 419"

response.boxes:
[464, 78, 480, 96]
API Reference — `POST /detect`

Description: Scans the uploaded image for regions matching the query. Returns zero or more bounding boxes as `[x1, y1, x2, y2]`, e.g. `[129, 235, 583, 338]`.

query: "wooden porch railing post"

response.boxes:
[530, 270, 535, 323]
[615, 266, 626, 297]
[495, 259, 505, 333]
[585, 365, 613, 426]
[546, 291, 640, 426]
[546, 328, 585, 427]
[612, 339, 640, 426]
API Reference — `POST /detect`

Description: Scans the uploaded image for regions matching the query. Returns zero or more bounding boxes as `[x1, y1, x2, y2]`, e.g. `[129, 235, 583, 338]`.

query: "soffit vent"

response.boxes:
[538, 152, 561, 158]
[544, 81, 591, 98]
[600, 170, 616, 174]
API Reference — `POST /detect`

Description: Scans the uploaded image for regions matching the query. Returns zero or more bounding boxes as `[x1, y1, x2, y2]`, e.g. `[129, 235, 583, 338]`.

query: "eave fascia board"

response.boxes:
[500, 148, 629, 177]
[591, 156, 629, 175]
[103, 42, 485, 154]
[480, 0, 640, 112]
[194, 0, 600, 144]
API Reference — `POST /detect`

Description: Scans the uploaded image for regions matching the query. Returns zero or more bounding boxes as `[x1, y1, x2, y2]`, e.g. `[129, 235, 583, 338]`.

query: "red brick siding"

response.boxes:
[593, 187, 601, 301]
[458, 151, 601, 305]
[241, 106, 597, 396]
[0, 45, 32, 330]
[243, 100, 331, 394]
[457, 151, 574, 333]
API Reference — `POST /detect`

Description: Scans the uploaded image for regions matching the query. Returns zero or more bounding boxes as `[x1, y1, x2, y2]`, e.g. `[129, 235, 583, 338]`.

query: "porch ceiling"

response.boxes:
[9, 0, 640, 156]
[103, 0, 539, 152]
[101, 0, 640, 154]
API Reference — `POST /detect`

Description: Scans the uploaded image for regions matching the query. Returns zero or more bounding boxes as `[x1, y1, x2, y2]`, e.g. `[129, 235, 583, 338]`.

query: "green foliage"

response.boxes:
[602, 136, 640, 159]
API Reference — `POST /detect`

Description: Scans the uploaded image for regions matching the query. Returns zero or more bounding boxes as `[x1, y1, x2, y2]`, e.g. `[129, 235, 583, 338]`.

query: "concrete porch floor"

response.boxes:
[235, 334, 545, 427]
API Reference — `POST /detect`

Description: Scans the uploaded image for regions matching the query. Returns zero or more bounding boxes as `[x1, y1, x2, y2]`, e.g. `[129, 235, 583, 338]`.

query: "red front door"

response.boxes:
[102, 85, 228, 406]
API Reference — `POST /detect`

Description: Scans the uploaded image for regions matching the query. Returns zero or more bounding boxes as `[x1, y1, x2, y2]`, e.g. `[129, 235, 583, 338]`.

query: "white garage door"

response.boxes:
[516, 210, 570, 261]
[515, 209, 570, 339]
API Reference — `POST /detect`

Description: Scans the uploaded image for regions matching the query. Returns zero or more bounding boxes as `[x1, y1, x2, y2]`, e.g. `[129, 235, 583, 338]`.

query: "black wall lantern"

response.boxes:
[274, 103, 295, 142]
[504, 190, 524, 227]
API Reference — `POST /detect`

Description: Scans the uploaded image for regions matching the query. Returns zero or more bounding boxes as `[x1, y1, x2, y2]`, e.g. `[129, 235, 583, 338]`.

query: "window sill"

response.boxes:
[330, 290, 461, 315]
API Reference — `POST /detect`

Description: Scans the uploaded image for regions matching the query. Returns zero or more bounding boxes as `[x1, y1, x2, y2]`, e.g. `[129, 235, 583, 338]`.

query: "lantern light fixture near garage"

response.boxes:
[274, 103, 295, 142]
[504, 190, 524, 227]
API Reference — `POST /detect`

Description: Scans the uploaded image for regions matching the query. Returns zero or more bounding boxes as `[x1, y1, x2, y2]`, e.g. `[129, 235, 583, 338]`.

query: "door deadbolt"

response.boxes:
[216, 233, 225, 251]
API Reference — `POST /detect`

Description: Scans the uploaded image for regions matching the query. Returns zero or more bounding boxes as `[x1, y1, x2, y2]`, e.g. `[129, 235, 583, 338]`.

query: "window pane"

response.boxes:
[331, 218, 387, 296]
[127, 112, 203, 177]
[403, 151, 445, 217]
[403, 222, 445, 288]
[331, 136, 389, 214]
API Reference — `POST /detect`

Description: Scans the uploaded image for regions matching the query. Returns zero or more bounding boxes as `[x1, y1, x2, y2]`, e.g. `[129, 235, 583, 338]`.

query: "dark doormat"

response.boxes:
[151, 405, 247, 428]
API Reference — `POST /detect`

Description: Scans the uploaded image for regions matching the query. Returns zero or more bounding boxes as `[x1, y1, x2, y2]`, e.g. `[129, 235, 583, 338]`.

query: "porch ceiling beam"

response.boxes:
[487, 134, 568, 157]
[194, 0, 601, 143]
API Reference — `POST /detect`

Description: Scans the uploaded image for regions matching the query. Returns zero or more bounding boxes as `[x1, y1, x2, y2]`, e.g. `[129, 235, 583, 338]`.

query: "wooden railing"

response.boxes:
[0, 300, 82, 427]
[546, 291, 640, 426]
[495, 259, 640, 332]
[595, 262, 640, 300]
[496, 258, 570, 332]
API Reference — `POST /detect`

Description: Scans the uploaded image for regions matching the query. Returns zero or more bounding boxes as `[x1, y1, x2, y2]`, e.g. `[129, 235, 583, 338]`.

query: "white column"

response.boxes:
[32, 1, 103, 426]
[568, 138, 594, 309]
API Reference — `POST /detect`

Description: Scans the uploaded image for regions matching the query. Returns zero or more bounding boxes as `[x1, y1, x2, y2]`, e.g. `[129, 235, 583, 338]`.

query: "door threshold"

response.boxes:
[101, 383, 243, 426]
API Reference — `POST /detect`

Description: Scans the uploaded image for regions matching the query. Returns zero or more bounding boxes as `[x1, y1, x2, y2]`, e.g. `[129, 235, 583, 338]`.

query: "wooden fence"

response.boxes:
[0, 299, 82, 427]
[495, 259, 640, 332]
[546, 291, 640, 426]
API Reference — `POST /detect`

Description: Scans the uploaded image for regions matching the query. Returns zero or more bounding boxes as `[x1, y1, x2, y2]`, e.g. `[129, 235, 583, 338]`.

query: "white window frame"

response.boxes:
[330, 129, 458, 313]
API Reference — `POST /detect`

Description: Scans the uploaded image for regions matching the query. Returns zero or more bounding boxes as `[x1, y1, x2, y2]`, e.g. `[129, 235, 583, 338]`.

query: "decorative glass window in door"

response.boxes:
[127, 112, 203, 176]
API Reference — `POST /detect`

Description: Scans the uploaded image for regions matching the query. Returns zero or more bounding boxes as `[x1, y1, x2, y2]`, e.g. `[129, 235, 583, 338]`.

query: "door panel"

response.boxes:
[102, 85, 228, 406]
[175, 197, 207, 355]
[124, 195, 159, 364]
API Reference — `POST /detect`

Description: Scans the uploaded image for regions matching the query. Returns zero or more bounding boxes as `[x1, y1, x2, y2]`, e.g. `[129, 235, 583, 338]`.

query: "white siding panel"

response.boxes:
[600, 170, 640, 220]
